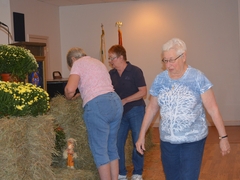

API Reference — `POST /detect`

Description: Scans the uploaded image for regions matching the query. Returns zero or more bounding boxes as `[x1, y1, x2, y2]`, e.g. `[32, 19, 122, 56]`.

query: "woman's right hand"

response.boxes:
[136, 137, 146, 155]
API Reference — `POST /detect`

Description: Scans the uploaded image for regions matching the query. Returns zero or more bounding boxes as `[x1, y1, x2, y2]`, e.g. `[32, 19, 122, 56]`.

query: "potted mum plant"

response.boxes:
[0, 81, 50, 117]
[0, 44, 38, 82]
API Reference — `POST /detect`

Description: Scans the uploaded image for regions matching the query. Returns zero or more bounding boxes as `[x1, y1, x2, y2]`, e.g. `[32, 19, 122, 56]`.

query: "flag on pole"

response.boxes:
[100, 24, 106, 63]
[116, 21, 123, 46]
[118, 28, 122, 46]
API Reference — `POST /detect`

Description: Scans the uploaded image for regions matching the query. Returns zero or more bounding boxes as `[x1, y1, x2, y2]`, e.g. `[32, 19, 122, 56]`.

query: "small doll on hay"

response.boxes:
[63, 138, 77, 169]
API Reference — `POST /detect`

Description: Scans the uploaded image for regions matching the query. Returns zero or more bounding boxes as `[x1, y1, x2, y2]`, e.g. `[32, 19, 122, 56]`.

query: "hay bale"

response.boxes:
[54, 168, 99, 180]
[49, 95, 96, 171]
[0, 115, 56, 180]
[49, 95, 154, 178]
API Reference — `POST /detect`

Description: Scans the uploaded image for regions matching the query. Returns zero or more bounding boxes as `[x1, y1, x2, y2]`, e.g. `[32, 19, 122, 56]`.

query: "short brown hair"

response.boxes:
[108, 45, 127, 61]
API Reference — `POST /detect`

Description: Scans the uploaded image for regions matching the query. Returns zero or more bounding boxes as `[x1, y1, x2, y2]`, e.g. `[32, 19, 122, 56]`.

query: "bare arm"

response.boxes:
[136, 95, 160, 155]
[201, 88, 231, 156]
[122, 86, 147, 105]
[64, 74, 80, 100]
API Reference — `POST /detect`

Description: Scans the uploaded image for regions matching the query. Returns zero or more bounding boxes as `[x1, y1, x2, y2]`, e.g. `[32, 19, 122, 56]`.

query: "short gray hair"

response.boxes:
[162, 38, 187, 55]
[66, 47, 87, 67]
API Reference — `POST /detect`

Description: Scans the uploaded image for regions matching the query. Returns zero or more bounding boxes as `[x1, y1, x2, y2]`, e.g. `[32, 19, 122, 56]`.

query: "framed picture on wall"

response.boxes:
[28, 56, 46, 90]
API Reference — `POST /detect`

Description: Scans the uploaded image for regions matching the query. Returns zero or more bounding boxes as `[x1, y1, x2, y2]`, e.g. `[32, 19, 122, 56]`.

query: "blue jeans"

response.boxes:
[160, 137, 206, 180]
[118, 106, 145, 175]
[83, 92, 123, 168]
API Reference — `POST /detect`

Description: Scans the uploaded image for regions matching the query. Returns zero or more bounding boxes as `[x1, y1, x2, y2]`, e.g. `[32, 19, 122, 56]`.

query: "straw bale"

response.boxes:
[49, 95, 154, 177]
[0, 115, 56, 180]
[54, 168, 99, 180]
[49, 95, 96, 171]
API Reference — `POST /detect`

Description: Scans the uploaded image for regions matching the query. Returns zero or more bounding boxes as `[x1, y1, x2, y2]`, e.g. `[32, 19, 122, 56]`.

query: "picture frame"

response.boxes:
[28, 56, 46, 90]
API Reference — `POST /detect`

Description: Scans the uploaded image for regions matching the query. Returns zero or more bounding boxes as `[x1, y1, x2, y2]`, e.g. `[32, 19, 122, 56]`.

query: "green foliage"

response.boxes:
[0, 45, 38, 81]
[0, 81, 50, 117]
[54, 126, 66, 153]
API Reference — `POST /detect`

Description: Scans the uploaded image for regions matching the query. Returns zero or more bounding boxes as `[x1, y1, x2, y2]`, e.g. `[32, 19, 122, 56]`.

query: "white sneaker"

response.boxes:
[131, 174, 143, 180]
[118, 174, 128, 180]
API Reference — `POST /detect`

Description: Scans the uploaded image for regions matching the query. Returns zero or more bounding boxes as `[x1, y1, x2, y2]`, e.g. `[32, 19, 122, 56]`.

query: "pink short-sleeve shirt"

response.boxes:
[70, 56, 114, 107]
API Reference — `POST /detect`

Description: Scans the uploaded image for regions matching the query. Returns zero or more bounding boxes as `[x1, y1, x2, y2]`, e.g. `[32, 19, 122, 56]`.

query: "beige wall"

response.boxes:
[1, 0, 240, 126]
[0, 0, 11, 44]
[8, 0, 62, 80]
[60, 0, 240, 126]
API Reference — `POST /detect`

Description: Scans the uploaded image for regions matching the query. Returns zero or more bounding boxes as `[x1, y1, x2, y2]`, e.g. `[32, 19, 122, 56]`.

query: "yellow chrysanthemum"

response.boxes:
[0, 81, 50, 117]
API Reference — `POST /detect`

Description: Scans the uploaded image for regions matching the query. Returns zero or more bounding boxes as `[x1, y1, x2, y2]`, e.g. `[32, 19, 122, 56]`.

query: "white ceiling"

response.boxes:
[36, 0, 139, 6]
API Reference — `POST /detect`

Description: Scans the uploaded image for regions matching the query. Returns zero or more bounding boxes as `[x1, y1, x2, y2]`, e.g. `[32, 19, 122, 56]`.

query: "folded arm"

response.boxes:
[121, 86, 147, 105]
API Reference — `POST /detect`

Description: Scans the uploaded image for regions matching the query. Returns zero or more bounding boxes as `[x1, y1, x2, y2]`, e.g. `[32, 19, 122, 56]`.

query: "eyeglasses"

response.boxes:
[162, 53, 183, 64]
[108, 56, 117, 61]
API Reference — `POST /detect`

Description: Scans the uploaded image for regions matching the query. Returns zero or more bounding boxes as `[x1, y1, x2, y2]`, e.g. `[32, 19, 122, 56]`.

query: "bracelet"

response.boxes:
[219, 135, 228, 140]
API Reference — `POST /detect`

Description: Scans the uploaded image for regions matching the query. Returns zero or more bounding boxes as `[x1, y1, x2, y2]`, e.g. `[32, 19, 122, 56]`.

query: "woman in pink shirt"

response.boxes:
[65, 47, 123, 180]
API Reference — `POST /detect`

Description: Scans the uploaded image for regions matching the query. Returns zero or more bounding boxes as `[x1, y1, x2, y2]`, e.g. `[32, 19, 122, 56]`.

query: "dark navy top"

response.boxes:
[109, 62, 146, 114]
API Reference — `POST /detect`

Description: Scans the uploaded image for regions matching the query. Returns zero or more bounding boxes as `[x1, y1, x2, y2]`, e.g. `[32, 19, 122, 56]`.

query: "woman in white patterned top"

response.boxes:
[136, 38, 230, 180]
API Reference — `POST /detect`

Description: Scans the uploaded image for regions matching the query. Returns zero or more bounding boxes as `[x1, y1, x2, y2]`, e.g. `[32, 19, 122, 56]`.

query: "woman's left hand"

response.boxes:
[219, 138, 231, 156]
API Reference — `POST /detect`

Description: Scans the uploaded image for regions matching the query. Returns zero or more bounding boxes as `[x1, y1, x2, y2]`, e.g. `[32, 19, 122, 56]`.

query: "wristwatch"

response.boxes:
[219, 135, 228, 140]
